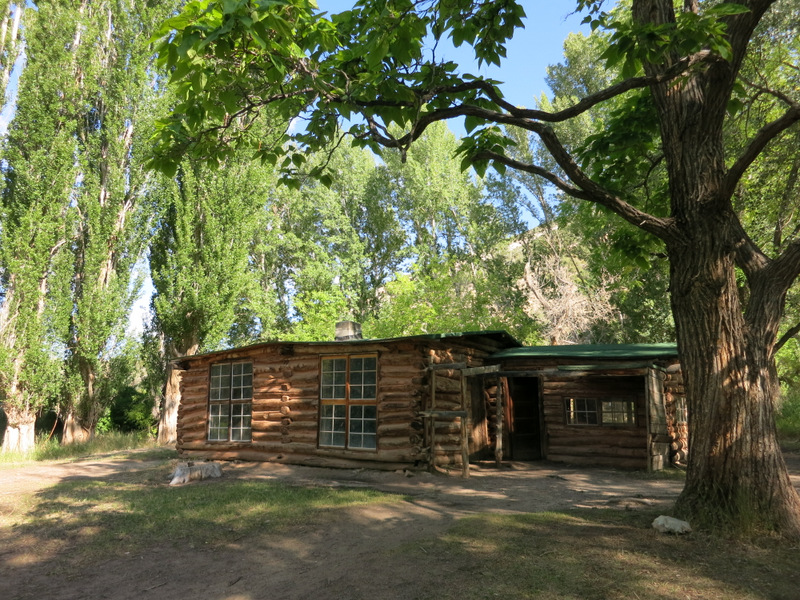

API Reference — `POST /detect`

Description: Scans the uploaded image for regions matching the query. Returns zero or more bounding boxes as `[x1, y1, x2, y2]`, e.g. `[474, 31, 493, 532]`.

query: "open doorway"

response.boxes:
[507, 377, 543, 460]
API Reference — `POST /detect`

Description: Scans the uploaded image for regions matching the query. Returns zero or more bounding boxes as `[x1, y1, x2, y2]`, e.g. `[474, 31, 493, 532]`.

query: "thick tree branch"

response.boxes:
[350, 51, 713, 124]
[776, 321, 800, 353]
[360, 99, 675, 241]
[472, 149, 673, 239]
[769, 238, 800, 293]
[724, 102, 800, 199]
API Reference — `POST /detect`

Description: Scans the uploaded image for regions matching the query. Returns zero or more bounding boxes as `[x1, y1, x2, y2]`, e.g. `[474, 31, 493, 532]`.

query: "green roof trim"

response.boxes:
[491, 343, 678, 360]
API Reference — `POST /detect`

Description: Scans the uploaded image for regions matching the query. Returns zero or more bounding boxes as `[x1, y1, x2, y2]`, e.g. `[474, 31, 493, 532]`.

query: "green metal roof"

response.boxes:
[491, 343, 678, 360]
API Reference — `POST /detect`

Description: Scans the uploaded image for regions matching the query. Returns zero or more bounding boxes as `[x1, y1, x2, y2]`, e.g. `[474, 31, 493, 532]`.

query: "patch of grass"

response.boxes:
[0, 431, 166, 466]
[403, 510, 799, 600]
[4, 464, 402, 567]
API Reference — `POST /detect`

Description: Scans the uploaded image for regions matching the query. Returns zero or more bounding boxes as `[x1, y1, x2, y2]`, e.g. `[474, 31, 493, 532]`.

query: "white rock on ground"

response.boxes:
[169, 462, 223, 485]
[651, 515, 692, 534]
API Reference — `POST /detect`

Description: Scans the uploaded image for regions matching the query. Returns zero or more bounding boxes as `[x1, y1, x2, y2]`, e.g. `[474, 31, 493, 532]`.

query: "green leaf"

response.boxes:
[706, 3, 751, 16]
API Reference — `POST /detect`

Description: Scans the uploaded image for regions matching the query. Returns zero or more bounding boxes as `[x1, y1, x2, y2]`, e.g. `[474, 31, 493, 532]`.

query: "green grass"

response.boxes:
[402, 510, 799, 600]
[3, 462, 402, 567]
[0, 431, 167, 465]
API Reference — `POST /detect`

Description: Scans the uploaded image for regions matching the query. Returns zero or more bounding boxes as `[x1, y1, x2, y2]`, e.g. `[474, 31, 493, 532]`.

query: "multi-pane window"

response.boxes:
[601, 400, 636, 425]
[565, 398, 599, 425]
[565, 398, 636, 426]
[675, 397, 688, 424]
[208, 362, 252, 442]
[319, 356, 377, 450]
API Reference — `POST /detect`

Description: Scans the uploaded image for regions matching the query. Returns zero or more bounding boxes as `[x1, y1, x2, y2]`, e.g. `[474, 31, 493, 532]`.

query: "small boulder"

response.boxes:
[651, 515, 692, 534]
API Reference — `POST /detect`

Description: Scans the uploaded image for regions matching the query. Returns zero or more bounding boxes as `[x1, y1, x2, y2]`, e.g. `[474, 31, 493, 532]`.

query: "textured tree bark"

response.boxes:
[157, 340, 199, 446]
[629, 0, 800, 535]
[61, 409, 92, 444]
[0, 404, 36, 454]
[157, 362, 183, 446]
[668, 227, 800, 534]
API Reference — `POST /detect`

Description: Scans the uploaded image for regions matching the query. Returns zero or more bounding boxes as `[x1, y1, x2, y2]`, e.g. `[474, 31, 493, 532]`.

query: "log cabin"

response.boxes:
[172, 324, 686, 474]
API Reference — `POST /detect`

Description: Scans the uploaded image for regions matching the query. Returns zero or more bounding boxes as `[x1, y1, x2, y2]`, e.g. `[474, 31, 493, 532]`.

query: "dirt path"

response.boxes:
[2, 451, 799, 600]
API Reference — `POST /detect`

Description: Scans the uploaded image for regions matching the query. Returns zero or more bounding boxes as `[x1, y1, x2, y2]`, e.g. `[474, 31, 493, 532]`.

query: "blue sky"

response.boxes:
[322, 1, 589, 109]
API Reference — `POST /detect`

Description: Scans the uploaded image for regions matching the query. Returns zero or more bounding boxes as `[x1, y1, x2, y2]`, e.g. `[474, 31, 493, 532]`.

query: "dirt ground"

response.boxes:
[2, 451, 799, 600]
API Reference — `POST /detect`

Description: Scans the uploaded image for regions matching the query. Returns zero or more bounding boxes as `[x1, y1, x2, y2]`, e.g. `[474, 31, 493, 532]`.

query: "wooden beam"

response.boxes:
[460, 372, 469, 478]
[428, 362, 467, 371]
[462, 364, 500, 376]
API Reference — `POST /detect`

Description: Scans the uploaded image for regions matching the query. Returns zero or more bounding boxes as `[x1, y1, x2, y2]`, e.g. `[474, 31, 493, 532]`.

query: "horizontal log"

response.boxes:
[178, 405, 207, 419]
[380, 362, 427, 374]
[377, 379, 426, 391]
[178, 413, 207, 429]
[546, 427, 646, 440]
[377, 412, 417, 424]
[377, 437, 418, 451]
[377, 422, 414, 436]
[435, 378, 463, 393]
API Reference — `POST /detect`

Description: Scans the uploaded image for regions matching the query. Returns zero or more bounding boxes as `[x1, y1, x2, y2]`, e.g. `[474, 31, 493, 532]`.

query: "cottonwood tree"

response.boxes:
[152, 1, 800, 535]
[506, 31, 674, 344]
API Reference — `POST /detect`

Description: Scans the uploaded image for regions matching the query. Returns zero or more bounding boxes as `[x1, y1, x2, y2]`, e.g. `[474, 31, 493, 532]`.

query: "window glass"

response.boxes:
[565, 397, 637, 426]
[320, 404, 347, 447]
[601, 400, 635, 425]
[208, 362, 252, 442]
[349, 404, 377, 449]
[565, 398, 599, 425]
[319, 356, 377, 450]
[208, 403, 230, 441]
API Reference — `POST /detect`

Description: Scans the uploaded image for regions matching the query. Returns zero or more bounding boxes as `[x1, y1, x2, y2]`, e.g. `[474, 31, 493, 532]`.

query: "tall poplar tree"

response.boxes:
[149, 156, 278, 444]
[58, 0, 179, 442]
[0, 4, 76, 452]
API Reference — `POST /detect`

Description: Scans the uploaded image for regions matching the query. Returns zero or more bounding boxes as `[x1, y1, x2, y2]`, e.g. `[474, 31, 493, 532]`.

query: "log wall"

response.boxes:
[485, 357, 685, 470]
[424, 336, 505, 466]
[176, 339, 435, 469]
[175, 336, 686, 472]
[664, 362, 688, 465]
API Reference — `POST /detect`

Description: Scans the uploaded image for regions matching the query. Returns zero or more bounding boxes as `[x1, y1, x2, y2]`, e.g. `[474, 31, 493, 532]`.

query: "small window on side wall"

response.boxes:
[208, 361, 253, 442]
[565, 398, 636, 426]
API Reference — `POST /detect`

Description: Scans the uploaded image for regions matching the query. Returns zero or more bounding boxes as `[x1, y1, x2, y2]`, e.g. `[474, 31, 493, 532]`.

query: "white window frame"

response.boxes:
[208, 361, 253, 442]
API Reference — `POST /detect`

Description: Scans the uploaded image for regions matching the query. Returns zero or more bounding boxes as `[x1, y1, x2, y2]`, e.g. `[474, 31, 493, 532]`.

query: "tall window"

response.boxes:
[208, 361, 253, 442]
[565, 398, 636, 426]
[319, 355, 377, 450]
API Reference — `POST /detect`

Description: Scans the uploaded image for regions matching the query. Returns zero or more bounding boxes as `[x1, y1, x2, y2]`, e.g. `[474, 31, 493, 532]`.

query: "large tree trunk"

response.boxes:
[1, 404, 36, 454]
[628, 0, 800, 536]
[157, 340, 198, 446]
[668, 218, 800, 535]
[61, 409, 92, 444]
[157, 361, 182, 446]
